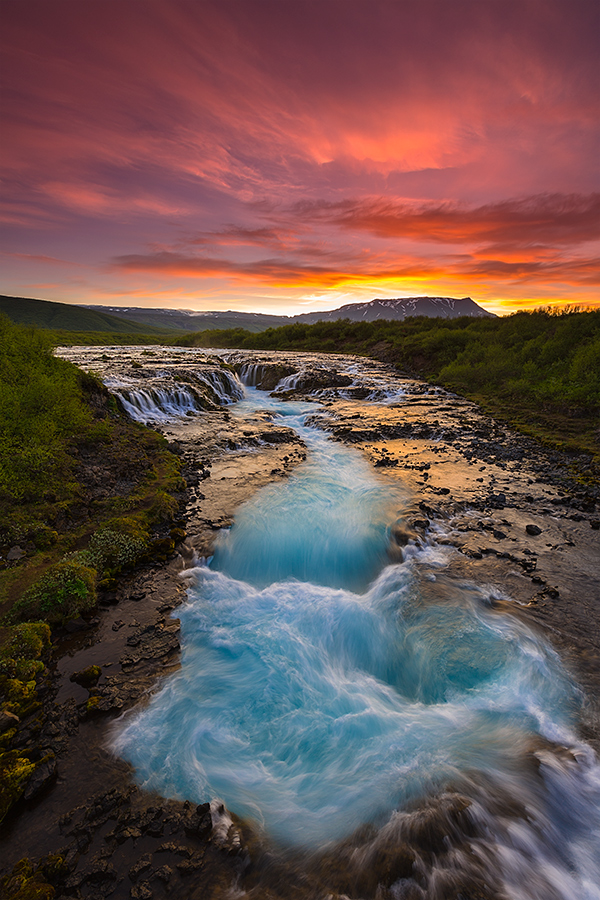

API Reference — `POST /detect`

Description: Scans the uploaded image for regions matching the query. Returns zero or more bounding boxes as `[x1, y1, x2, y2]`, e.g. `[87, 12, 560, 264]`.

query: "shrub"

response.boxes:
[87, 525, 148, 574]
[10, 561, 97, 625]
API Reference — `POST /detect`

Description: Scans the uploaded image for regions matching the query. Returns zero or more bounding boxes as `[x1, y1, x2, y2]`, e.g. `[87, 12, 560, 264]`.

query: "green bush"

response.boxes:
[10, 561, 97, 625]
[0, 623, 51, 663]
[86, 525, 148, 574]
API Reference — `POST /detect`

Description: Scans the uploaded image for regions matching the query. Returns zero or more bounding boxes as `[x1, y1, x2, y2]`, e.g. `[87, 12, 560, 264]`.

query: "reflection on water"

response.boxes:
[113, 386, 600, 899]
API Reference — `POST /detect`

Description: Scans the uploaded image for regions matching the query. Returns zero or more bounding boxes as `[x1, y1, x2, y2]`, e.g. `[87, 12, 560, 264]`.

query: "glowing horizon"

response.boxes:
[1, 0, 598, 316]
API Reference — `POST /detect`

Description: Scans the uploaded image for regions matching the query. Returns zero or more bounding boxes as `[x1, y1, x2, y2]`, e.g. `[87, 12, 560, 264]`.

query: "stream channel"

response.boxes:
[44, 348, 600, 898]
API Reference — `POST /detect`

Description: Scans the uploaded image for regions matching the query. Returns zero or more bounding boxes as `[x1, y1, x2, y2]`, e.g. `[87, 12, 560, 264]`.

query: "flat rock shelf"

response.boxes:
[2, 345, 600, 900]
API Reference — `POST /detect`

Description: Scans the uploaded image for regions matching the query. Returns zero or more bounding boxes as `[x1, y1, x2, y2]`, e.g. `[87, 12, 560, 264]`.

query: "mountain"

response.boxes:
[296, 296, 496, 323]
[0, 294, 495, 336]
[0, 295, 177, 335]
[86, 296, 495, 332]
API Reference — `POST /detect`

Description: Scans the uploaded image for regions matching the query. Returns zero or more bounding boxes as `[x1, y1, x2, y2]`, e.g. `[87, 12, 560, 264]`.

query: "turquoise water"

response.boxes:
[113, 388, 600, 897]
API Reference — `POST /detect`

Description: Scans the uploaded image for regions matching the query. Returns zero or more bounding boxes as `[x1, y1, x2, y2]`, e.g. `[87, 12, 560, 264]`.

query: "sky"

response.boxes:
[1, 0, 599, 317]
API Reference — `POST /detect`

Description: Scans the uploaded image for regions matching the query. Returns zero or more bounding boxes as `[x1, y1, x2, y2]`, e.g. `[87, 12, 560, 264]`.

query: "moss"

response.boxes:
[83, 695, 102, 717]
[0, 623, 51, 662]
[31, 526, 58, 552]
[13, 659, 44, 682]
[9, 560, 97, 625]
[70, 665, 101, 688]
[149, 490, 178, 522]
[0, 751, 36, 824]
[0, 854, 64, 899]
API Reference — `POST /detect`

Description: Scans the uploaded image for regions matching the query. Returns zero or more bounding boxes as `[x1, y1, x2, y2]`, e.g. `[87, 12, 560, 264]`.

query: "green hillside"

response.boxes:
[0, 295, 178, 335]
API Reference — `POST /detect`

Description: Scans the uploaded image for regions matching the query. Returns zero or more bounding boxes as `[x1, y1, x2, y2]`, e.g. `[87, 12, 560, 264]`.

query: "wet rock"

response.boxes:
[129, 854, 152, 882]
[526, 524, 542, 535]
[184, 802, 212, 838]
[70, 665, 102, 688]
[152, 864, 173, 882]
[64, 616, 92, 632]
[411, 519, 430, 531]
[176, 855, 205, 874]
[23, 752, 57, 800]
[119, 622, 180, 667]
[0, 709, 20, 731]
[156, 842, 192, 856]
[258, 428, 299, 444]
[131, 880, 153, 899]
[391, 525, 416, 547]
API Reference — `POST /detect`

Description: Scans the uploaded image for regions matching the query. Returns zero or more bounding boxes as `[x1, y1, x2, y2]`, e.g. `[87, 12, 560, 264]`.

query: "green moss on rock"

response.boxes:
[0, 750, 36, 824]
[0, 854, 64, 899]
[70, 664, 101, 688]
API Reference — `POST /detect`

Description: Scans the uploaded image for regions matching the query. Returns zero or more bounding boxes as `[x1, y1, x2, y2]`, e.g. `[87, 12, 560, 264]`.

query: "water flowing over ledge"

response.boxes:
[106, 379, 600, 900]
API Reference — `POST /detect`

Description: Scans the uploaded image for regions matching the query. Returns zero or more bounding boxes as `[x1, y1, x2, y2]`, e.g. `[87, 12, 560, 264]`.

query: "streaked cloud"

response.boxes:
[1, 0, 599, 313]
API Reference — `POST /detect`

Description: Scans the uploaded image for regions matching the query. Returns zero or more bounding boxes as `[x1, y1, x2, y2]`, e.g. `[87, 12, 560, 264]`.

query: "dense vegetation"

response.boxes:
[177, 308, 600, 459]
[0, 317, 94, 503]
[0, 316, 183, 822]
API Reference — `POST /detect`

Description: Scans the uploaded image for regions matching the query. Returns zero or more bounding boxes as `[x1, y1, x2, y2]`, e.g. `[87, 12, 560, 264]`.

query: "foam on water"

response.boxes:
[113, 387, 600, 897]
[103, 368, 243, 423]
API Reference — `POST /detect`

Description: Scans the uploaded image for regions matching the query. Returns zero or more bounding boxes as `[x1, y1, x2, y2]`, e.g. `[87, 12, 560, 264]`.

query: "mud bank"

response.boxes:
[2, 347, 599, 900]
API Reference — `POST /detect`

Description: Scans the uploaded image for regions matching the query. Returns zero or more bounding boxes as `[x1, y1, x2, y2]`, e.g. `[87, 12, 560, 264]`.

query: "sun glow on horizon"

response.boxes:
[1, 1, 598, 314]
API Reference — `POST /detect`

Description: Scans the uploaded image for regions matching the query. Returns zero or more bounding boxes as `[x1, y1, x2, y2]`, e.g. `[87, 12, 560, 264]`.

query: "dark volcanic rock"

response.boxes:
[526, 524, 543, 535]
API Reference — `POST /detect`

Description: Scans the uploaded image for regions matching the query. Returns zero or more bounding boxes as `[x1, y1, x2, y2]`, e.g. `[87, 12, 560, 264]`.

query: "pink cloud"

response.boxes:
[1, 0, 599, 311]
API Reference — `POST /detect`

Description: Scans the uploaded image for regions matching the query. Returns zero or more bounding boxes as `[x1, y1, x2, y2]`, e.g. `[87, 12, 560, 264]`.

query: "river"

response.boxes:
[56, 346, 600, 899]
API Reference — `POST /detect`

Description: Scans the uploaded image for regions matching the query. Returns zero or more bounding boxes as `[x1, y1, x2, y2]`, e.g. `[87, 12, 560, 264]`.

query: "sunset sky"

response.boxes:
[1, 0, 599, 316]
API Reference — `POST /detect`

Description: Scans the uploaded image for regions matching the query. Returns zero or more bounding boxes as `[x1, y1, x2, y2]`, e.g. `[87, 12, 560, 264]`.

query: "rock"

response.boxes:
[70, 665, 102, 688]
[184, 802, 212, 838]
[0, 709, 20, 732]
[153, 865, 173, 883]
[23, 752, 57, 800]
[411, 519, 430, 531]
[131, 881, 153, 899]
[391, 525, 416, 547]
[129, 854, 152, 882]
[590, 518, 600, 530]
[6, 545, 25, 561]
[65, 617, 91, 632]
[526, 524, 542, 536]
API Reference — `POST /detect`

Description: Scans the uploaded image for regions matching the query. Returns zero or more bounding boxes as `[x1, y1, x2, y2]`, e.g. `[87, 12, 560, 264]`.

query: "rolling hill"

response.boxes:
[0, 295, 178, 334]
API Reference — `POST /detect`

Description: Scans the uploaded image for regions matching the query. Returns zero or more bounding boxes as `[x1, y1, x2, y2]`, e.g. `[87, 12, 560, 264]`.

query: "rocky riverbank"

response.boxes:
[2, 348, 599, 900]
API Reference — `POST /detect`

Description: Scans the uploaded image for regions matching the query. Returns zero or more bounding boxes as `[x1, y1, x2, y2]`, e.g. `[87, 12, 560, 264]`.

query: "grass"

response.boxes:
[0, 316, 185, 822]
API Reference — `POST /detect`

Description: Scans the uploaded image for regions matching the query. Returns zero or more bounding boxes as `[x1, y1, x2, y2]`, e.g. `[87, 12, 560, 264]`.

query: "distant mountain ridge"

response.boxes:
[86, 295, 495, 331]
[82, 306, 291, 333]
[0, 294, 495, 335]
